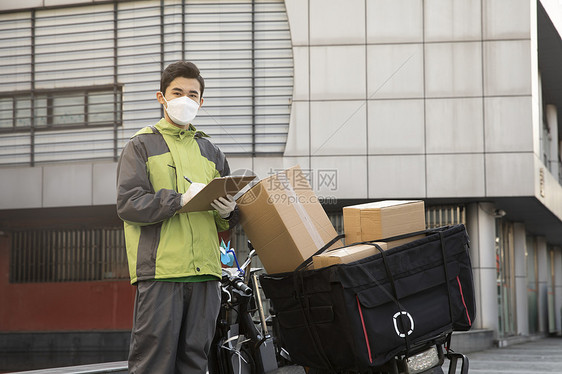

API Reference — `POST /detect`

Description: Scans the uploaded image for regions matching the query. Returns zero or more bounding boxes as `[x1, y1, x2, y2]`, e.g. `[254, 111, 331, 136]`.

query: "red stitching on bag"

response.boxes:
[456, 276, 472, 326]
[356, 295, 373, 364]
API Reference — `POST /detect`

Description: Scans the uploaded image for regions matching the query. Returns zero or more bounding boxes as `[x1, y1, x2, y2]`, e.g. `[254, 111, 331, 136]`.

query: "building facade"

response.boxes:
[0, 0, 561, 370]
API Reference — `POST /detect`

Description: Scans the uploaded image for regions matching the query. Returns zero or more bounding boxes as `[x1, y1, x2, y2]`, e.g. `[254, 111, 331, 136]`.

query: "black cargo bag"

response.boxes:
[259, 225, 475, 372]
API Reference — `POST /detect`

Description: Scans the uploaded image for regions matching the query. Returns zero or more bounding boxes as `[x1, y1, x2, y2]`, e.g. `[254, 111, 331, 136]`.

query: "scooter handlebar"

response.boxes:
[231, 276, 252, 296]
[222, 270, 253, 296]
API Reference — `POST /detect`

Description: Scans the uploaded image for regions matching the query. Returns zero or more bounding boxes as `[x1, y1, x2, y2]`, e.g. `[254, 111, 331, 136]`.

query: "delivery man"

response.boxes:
[116, 61, 238, 373]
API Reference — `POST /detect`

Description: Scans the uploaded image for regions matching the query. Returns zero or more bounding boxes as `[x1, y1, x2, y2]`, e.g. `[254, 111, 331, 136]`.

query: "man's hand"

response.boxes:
[211, 195, 236, 218]
[181, 182, 206, 206]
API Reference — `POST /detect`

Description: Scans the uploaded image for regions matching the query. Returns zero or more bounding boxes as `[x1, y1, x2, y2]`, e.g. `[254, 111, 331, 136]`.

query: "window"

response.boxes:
[10, 227, 128, 283]
[0, 97, 12, 129]
[425, 205, 466, 229]
[0, 85, 122, 132]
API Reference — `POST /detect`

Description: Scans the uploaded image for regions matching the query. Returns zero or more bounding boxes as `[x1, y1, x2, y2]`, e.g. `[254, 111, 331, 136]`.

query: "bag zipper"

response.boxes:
[456, 276, 472, 326]
[356, 295, 373, 364]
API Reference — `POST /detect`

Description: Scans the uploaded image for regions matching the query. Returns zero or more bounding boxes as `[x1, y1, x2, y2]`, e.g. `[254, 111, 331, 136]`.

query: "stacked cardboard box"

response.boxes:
[343, 200, 426, 249]
[312, 200, 426, 269]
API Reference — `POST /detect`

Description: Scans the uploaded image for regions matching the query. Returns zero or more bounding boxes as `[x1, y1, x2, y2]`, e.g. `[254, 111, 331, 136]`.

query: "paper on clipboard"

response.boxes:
[178, 175, 256, 213]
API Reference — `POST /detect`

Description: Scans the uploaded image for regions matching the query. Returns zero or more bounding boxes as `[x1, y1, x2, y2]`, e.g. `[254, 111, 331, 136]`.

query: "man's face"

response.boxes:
[157, 76, 203, 126]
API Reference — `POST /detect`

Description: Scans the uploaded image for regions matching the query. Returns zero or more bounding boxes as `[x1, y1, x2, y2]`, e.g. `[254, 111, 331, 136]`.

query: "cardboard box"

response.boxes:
[343, 200, 426, 248]
[238, 166, 342, 274]
[313, 242, 387, 269]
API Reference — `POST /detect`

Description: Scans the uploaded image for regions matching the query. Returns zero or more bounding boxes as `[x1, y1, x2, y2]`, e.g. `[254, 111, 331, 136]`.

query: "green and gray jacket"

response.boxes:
[116, 118, 237, 284]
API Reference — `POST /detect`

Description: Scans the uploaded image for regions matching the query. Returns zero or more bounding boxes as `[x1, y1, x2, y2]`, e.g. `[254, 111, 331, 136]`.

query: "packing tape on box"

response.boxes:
[277, 172, 325, 249]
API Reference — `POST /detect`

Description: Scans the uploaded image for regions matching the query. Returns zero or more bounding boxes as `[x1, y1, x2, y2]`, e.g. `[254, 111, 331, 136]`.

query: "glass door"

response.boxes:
[548, 247, 556, 333]
[496, 219, 516, 337]
[526, 236, 539, 334]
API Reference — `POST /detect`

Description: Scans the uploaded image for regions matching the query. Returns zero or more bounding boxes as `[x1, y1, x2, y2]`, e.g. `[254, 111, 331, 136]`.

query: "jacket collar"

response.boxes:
[154, 118, 209, 139]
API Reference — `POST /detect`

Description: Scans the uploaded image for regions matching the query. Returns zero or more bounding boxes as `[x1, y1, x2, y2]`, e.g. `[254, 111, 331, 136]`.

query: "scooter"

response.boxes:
[208, 247, 283, 374]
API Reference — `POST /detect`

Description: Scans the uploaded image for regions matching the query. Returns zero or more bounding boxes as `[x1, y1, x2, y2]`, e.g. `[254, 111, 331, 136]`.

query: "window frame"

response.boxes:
[0, 84, 123, 133]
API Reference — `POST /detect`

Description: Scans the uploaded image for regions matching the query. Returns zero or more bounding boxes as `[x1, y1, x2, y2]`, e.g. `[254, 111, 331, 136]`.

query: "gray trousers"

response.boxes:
[128, 280, 221, 374]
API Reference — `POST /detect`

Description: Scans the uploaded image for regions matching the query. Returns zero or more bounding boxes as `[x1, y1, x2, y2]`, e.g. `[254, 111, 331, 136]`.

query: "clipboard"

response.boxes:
[178, 175, 256, 213]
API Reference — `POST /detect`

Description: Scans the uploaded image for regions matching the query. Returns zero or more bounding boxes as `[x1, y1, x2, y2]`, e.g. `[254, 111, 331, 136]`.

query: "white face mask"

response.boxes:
[161, 95, 200, 126]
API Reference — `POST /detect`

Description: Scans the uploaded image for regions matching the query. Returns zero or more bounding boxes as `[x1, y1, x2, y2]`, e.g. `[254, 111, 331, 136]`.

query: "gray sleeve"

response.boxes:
[195, 137, 230, 177]
[218, 153, 230, 177]
[116, 137, 182, 224]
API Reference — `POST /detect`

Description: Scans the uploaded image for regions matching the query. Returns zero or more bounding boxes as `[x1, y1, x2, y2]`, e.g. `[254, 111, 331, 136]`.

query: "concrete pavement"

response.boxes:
[271, 337, 562, 374]
[444, 337, 562, 374]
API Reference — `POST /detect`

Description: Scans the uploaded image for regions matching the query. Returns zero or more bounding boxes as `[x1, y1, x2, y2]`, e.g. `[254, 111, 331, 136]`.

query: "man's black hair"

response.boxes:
[160, 61, 205, 98]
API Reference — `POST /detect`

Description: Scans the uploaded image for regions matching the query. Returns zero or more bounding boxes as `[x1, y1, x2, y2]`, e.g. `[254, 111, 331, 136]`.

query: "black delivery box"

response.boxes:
[259, 224, 475, 372]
